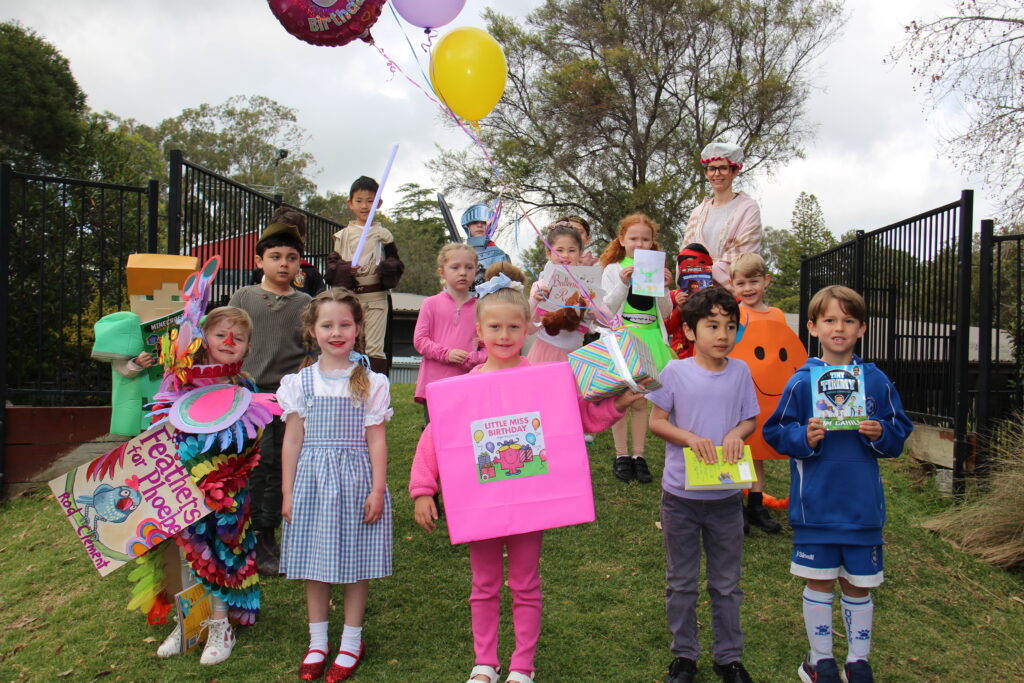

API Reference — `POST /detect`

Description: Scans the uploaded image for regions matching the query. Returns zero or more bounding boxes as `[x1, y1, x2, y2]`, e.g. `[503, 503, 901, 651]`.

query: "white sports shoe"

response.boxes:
[156, 621, 182, 658]
[199, 618, 235, 665]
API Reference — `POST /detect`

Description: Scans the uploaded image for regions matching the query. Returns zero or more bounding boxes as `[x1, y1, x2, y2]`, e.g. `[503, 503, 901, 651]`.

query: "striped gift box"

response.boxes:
[568, 328, 662, 401]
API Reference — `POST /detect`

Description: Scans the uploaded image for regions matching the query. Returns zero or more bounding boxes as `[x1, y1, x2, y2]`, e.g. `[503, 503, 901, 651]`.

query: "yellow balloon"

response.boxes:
[431, 27, 508, 122]
[474, 429, 484, 443]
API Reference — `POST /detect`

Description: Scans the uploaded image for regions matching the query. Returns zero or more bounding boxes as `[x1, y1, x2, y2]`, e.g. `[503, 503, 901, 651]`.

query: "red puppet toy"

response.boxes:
[666, 243, 714, 359]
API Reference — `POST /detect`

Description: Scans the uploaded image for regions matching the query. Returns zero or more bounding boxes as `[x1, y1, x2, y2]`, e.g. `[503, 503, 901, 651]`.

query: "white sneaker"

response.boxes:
[156, 621, 182, 658]
[199, 618, 235, 665]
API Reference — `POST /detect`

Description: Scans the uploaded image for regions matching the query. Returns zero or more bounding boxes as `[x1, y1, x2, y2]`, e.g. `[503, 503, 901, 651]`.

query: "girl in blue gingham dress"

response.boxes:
[278, 289, 392, 682]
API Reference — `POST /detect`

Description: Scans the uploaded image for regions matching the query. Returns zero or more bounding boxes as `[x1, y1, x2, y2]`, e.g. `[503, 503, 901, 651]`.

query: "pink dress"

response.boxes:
[413, 289, 487, 404]
[409, 357, 624, 675]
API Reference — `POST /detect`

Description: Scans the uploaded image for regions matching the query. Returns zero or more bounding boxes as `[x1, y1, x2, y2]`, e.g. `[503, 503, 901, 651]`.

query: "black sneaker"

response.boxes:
[665, 657, 697, 683]
[613, 456, 636, 482]
[844, 660, 874, 683]
[713, 660, 754, 683]
[798, 656, 842, 683]
[746, 504, 782, 534]
[633, 456, 653, 483]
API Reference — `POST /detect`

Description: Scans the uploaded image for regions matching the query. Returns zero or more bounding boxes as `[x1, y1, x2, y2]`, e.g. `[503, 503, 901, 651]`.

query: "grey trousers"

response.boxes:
[251, 416, 284, 532]
[661, 491, 745, 663]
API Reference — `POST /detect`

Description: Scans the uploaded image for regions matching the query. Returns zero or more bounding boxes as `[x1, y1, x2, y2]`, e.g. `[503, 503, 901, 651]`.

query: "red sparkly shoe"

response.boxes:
[325, 642, 364, 683]
[298, 649, 328, 681]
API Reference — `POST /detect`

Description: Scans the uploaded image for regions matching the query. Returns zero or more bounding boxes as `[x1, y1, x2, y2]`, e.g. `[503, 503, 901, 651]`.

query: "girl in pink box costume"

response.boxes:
[413, 243, 487, 424]
[409, 263, 647, 683]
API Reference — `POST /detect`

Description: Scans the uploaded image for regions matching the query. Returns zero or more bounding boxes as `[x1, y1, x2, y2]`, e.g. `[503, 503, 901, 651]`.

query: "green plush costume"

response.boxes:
[92, 312, 162, 436]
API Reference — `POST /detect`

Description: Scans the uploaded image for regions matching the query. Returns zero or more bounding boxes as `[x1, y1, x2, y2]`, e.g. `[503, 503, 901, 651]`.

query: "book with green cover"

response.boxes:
[683, 445, 757, 490]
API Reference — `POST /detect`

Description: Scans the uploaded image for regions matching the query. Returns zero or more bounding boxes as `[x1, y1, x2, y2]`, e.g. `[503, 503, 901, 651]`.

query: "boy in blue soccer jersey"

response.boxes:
[764, 286, 913, 683]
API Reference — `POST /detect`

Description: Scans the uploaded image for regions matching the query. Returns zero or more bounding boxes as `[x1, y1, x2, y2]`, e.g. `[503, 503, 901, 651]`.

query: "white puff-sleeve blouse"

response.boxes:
[276, 361, 394, 427]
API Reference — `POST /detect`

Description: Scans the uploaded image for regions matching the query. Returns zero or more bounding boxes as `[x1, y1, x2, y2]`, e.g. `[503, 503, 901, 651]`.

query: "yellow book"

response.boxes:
[683, 446, 757, 490]
[174, 583, 213, 654]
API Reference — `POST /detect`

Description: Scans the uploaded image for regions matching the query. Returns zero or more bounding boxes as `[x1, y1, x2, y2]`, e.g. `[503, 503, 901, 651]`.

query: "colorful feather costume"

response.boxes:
[122, 256, 280, 626]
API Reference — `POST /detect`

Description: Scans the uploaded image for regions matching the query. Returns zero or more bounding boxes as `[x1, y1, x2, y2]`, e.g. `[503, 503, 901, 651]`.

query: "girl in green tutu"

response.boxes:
[599, 214, 674, 484]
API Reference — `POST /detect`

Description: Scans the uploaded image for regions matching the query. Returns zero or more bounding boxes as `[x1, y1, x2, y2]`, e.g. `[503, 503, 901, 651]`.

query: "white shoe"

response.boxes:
[156, 621, 182, 658]
[466, 664, 501, 683]
[199, 618, 235, 665]
[506, 672, 535, 683]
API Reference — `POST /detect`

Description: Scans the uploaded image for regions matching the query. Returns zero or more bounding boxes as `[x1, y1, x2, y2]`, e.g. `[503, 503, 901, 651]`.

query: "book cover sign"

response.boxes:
[49, 423, 212, 576]
[471, 411, 547, 483]
[811, 365, 867, 430]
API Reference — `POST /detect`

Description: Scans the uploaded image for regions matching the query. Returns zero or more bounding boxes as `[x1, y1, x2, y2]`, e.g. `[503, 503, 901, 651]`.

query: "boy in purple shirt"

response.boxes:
[648, 287, 759, 683]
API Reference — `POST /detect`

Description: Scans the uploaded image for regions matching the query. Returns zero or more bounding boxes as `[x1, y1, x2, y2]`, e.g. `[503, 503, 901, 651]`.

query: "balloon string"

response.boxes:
[371, 43, 504, 184]
[369, 42, 617, 328]
[420, 29, 438, 53]
[386, 4, 438, 96]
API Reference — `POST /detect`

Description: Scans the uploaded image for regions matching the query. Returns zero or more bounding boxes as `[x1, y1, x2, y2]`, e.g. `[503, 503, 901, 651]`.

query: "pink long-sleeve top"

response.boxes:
[409, 358, 625, 498]
[413, 289, 487, 403]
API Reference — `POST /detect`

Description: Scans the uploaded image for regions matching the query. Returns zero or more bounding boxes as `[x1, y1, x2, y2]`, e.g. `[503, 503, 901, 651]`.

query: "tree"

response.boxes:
[304, 191, 354, 225]
[766, 192, 837, 312]
[431, 0, 844, 244]
[893, 1, 1024, 221]
[139, 95, 317, 204]
[0, 21, 86, 171]
[382, 183, 450, 295]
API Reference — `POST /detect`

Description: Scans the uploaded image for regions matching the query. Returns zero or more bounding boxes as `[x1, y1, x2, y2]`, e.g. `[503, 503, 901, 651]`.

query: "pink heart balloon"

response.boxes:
[267, 0, 386, 47]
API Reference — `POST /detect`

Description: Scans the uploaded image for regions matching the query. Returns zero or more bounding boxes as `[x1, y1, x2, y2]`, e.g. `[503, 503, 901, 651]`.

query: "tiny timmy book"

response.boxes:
[683, 445, 756, 490]
[810, 364, 867, 430]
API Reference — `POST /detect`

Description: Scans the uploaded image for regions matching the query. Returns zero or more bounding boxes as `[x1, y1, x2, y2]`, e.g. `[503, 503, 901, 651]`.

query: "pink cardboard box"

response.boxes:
[426, 362, 595, 544]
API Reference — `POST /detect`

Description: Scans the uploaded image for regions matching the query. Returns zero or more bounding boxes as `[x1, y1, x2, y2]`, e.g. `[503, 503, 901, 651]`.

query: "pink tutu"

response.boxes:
[526, 337, 573, 363]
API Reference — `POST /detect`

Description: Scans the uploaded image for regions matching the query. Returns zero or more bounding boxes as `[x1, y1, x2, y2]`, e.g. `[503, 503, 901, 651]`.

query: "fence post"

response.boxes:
[853, 229, 865, 294]
[0, 164, 11, 496]
[167, 150, 183, 255]
[952, 190, 974, 496]
[147, 179, 159, 253]
[798, 254, 809, 348]
[976, 218, 994, 476]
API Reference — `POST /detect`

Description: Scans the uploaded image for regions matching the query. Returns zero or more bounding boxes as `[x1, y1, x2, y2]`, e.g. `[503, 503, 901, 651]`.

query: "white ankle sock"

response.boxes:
[616, 454, 629, 459]
[304, 621, 329, 665]
[632, 454, 644, 459]
[841, 592, 873, 662]
[802, 587, 834, 664]
[335, 624, 362, 667]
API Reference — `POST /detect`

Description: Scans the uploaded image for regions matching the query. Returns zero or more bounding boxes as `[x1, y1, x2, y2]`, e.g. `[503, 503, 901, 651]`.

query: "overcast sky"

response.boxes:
[2, 0, 996, 247]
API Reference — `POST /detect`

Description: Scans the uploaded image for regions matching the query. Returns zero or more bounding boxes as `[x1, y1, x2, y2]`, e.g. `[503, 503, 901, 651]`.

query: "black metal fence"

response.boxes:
[0, 164, 159, 408]
[976, 220, 1024, 458]
[799, 191, 976, 488]
[167, 150, 343, 307]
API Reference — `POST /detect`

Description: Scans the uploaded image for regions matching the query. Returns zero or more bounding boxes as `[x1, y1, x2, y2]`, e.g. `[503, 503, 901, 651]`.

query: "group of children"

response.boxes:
[139, 174, 910, 683]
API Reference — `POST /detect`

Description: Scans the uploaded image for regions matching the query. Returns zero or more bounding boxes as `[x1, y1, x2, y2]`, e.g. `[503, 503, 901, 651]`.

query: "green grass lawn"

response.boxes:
[2, 384, 1022, 681]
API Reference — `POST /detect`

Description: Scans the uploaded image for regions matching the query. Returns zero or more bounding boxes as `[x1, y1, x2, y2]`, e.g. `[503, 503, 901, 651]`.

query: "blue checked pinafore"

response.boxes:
[280, 366, 393, 583]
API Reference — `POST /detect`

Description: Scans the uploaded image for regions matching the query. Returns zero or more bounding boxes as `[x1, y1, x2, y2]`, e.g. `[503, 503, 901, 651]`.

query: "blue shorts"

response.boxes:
[791, 543, 884, 588]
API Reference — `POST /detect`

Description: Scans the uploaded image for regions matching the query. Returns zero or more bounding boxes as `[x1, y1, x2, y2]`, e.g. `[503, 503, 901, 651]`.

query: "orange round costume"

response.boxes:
[731, 313, 807, 462]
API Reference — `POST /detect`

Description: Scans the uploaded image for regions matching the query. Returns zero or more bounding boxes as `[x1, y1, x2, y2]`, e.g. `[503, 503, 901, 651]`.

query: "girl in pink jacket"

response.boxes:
[409, 263, 647, 683]
[413, 244, 487, 424]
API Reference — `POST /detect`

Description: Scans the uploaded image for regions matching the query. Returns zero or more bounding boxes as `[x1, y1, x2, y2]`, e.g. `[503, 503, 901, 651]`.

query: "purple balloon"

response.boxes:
[392, 0, 465, 29]
[486, 441, 495, 452]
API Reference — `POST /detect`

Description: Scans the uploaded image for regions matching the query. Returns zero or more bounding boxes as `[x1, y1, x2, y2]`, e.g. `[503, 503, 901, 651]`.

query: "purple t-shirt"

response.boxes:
[646, 357, 760, 500]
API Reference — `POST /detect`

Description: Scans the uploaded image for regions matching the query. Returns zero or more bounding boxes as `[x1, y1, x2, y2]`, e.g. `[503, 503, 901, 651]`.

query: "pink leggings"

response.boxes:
[469, 530, 543, 675]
